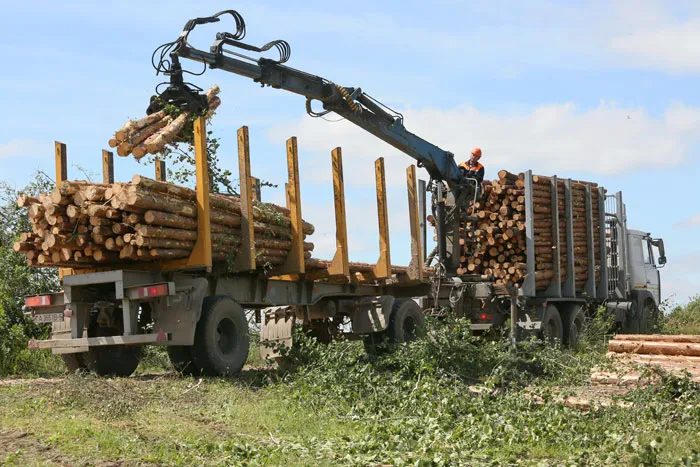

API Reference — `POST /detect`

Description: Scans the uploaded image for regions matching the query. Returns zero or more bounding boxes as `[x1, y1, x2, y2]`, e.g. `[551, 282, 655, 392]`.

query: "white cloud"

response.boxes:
[676, 214, 700, 229]
[609, 18, 700, 74]
[0, 139, 44, 158]
[268, 101, 700, 184]
[265, 99, 700, 268]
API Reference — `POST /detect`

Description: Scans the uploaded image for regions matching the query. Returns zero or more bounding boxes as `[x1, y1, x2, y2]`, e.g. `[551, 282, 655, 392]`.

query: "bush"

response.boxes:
[662, 295, 700, 335]
[0, 174, 62, 377]
[0, 305, 62, 376]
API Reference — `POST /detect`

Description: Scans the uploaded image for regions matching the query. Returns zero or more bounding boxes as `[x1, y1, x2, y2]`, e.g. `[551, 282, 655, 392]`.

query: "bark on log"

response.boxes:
[609, 340, 700, 357]
[612, 334, 700, 344]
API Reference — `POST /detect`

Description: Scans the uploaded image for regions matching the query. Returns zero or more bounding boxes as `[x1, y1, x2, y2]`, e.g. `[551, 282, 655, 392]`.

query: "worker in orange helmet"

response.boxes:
[459, 148, 485, 201]
[460, 147, 485, 185]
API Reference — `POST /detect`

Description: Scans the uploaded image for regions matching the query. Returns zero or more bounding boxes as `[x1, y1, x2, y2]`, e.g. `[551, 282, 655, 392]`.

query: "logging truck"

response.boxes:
[21, 10, 666, 376]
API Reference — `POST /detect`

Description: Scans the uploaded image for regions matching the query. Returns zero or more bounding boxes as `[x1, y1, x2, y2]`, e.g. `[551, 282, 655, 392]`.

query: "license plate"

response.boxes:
[33, 312, 64, 323]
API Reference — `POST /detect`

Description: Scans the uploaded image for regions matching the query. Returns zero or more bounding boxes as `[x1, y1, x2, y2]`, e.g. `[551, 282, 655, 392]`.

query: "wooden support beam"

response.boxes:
[155, 157, 166, 182]
[55, 142, 67, 184]
[329, 147, 349, 277]
[373, 157, 391, 279]
[162, 117, 212, 271]
[102, 150, 114, 184]
[406, 165, 423, 281]
[277, 137, 305, 275]
[55, 142, 69, 280]
[234, 125, 256, 271]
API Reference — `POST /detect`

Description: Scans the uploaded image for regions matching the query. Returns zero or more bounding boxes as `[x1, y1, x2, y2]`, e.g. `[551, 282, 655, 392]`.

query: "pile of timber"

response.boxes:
[609, 334, 700, 357]
[597, 334, 700, 384]
[108, 86, 221, 160]
[14, 175, 315, 269]
[442, 169, 602, 290]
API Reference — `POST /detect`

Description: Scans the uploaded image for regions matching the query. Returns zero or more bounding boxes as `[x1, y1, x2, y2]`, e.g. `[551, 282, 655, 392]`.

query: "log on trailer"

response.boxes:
[16, 176, 316, 272]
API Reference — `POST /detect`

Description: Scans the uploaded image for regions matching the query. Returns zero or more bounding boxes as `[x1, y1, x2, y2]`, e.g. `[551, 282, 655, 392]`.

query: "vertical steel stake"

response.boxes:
[373, 157, 391, 278]
[329, 147, 349, 277]
[235, 125, 256, 271]
[279, 137, 305, 274]
[406, 165, 424, 281]
[102, 150, 114, 184]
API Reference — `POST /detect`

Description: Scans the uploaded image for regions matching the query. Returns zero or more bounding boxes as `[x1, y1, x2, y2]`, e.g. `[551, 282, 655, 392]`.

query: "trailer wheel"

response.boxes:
[61, 353, 88, 373]
[541, 305, 563, 345]
[83, 319, 142, 377]
[363, 300, 425, 354]
[388, 300, 425, 343]
[192, 296, 249, 376]
[564, 307, 586, 348]
[85, 346, 141, 377]
[167, 346, 197, 375]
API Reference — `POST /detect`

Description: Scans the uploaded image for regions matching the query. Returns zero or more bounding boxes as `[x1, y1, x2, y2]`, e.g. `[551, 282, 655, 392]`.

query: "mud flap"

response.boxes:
[350, 295, 396, 335]
[259, 306, 295, 359]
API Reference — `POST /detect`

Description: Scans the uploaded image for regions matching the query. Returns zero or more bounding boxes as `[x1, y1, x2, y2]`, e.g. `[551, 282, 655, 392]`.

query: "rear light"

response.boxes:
[480, 313, 488, 320]
[25, 295, 52, 308]
[137, 284, 169, 299]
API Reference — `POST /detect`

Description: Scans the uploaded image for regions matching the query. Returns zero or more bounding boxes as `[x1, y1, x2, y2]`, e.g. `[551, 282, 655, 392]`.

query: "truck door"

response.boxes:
[643, 237, 661, 305]
[628, 233, 660, 306]
[628, 234, 648, 293]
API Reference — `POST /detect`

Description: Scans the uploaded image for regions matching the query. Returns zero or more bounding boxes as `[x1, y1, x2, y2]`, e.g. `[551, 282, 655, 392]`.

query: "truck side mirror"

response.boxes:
[651, 238, 666, 266]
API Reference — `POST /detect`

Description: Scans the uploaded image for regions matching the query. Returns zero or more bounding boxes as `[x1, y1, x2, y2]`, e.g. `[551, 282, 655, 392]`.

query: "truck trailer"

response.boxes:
[22, 10, 666, 376]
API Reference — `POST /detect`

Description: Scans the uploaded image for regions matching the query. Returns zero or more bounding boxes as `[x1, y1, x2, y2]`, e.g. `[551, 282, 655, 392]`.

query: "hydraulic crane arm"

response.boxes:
[154, 10, 464, 191]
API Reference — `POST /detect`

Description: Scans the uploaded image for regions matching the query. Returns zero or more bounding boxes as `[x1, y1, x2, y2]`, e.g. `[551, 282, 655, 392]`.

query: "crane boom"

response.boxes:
[152, 10, 474, 271]
[154, 10, 464, 192]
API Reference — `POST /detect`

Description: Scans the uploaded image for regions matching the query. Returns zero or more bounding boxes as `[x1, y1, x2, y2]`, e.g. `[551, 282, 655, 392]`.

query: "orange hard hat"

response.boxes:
[471, 147, 482, 157]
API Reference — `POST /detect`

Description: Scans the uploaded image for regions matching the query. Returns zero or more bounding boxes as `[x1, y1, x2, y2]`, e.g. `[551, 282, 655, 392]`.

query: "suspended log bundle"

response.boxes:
[15, 175, 315, 270]
[447, 169, 604, 291]
[108, 86, 222, 160]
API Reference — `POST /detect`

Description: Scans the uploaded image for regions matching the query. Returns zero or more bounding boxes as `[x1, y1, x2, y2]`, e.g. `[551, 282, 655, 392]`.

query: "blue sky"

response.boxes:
[1, 1, 698, 304]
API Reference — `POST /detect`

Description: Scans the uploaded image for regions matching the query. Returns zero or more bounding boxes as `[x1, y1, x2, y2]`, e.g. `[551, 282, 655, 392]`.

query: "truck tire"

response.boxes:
[83, 319, 141, 377]
[388, 299, 425, 343]
[541, 304, 563, 345]
[563, 307, 586, 348]
[61, 353, 88, 373]
[167, 346, 198, 375]
[85, 346, 141, 377]
[192, 296, 249, 376]
[363, 300, 425, 354]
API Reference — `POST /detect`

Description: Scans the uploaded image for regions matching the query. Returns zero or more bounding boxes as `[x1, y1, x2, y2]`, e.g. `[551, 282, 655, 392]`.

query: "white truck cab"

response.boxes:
[605, 191, 666, 332]
[627, 230, 665, 306]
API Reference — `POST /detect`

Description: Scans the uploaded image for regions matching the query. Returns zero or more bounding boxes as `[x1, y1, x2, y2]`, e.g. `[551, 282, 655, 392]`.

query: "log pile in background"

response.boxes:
[15, 175, 314, 269]
[436, 169, 603, 290]
[599, 334, 700, 384]
[108, 86, 221, 160]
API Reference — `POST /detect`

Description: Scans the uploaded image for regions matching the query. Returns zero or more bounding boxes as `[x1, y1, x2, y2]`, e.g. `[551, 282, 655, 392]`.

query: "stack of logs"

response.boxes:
[600, 334, 700, 383]
[449, 169, 602, 290]
[14, 175, 315, 269]
[108, 86, 221, 160]
[531, 174, 602, 292]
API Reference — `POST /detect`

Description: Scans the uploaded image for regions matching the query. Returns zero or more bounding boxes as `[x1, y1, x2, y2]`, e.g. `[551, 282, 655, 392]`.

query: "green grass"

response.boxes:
[1, 318, 699, 466]
[2, 368, 699, 466]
